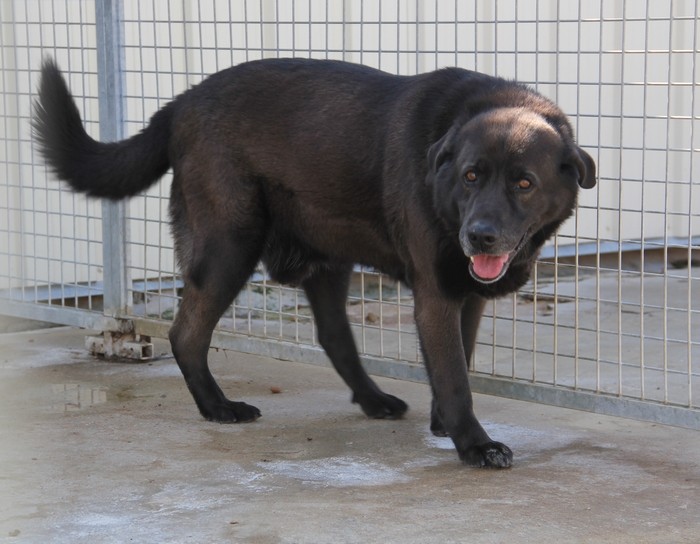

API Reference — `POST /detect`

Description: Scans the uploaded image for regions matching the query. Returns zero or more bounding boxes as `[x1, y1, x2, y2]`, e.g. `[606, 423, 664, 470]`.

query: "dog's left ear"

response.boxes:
[570, 146, 597, 189]
[425, 128, 456, 185]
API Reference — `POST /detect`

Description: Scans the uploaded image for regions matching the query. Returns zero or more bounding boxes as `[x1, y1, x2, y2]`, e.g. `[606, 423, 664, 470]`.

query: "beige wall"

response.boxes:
[1, 0, 697, 288]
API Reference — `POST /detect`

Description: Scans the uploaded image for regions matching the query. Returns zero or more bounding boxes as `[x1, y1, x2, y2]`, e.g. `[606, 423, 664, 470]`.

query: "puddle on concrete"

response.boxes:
[259, 456, 413, 488]
[50, 383, 108, 412]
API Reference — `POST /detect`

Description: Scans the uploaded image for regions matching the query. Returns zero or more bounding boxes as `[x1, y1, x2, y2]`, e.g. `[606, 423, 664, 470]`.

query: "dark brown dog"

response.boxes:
[34, 58, 596, 467]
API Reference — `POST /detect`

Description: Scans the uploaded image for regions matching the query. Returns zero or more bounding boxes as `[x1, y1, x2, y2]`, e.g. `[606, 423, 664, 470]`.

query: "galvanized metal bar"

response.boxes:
[95, 0, 130, 320]
[687, 1, 698, 409]
[3, 299, 125, 333]
[468, 374, 700, 432]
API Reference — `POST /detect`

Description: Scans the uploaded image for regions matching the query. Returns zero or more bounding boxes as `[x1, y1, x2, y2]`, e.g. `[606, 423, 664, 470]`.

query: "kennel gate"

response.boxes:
[0, 0, 698, 429]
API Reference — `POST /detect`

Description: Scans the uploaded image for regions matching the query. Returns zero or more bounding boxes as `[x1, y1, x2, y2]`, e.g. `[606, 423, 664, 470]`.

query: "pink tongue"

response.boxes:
[471, 254, 510, 280]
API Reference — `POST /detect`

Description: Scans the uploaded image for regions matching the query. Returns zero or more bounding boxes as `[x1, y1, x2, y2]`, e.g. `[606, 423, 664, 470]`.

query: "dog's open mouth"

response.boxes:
[467, 230, 532, 285]
[469, 253, 512, 284]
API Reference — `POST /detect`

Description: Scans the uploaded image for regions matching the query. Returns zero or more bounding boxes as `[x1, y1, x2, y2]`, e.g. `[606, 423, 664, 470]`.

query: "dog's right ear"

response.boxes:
[425, 128, 456, 185]
[572, 146, 597, 189]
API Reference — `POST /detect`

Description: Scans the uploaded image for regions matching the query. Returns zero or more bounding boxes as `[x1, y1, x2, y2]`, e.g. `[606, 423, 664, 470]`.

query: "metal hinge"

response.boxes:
[85, 330, 154, 361]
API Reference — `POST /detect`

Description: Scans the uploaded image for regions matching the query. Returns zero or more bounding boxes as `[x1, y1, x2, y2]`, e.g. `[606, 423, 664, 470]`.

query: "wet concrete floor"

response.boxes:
[1, 327, 698, 543]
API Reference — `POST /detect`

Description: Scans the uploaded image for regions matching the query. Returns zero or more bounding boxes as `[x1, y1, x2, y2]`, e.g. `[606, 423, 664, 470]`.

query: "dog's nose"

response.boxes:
[467, 221, 498, 251]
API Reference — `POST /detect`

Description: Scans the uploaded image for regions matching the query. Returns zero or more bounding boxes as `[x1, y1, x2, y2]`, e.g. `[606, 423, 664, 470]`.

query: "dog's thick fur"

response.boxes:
[34, 58, 596, 467]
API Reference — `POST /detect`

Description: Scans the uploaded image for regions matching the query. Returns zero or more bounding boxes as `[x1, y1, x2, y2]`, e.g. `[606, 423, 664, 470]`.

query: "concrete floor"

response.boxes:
[1, 327, 698, 544]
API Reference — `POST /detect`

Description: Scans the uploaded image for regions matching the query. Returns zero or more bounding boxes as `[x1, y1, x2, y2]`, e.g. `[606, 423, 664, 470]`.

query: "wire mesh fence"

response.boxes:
[1, 0, 697, 427]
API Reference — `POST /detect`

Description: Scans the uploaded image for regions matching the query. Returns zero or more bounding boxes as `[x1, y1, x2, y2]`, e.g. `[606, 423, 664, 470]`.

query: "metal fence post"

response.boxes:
[95, 0, 128, 319]
[90, 0, 152, 358]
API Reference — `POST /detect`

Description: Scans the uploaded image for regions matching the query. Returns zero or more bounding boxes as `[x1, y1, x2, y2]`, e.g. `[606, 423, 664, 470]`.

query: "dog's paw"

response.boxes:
[352, 392, 409, 420]
[430, 424, 449, 438]
[201, 400, 262, 423]
[460, 441, 513, 468]
[430, 413, 449, 437]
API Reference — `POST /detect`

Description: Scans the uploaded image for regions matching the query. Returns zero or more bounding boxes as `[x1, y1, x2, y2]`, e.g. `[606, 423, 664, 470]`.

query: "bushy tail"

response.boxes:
[32, 58, 172, 200]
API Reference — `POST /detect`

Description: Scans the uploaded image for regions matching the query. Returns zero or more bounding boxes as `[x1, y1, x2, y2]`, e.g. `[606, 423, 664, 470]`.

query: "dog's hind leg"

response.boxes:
[169, 234, 264, 423]
[302, 265, 408, 419]
[168, 177, 266, 423]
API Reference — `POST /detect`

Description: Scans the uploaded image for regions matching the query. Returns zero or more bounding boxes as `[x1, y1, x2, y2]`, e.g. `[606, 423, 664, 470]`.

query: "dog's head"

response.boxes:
[427, 107, 596, 286]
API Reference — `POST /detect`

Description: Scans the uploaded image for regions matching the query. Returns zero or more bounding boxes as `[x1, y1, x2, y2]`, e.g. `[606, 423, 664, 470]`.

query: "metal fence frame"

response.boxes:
[1, 0, 697, 429]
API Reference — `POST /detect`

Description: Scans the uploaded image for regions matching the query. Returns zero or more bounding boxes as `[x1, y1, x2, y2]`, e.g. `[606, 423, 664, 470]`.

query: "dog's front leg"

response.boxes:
[414, 288, 513, 468]
[430, 292, 486, 436]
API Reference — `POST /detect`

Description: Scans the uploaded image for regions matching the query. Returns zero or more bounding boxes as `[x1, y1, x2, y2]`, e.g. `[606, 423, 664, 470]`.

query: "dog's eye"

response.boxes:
[516, 178, 533, 191]
[464, 170, 478, 183]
